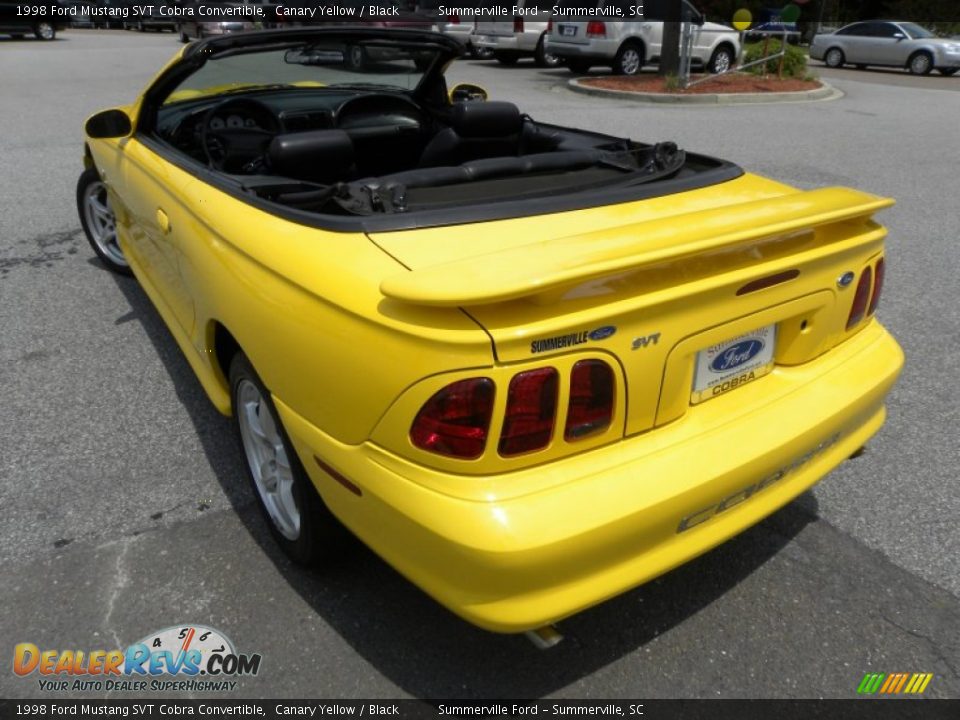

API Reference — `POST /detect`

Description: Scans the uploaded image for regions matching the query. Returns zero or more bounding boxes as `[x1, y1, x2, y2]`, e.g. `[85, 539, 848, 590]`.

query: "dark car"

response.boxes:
[0, 0, 64, 39]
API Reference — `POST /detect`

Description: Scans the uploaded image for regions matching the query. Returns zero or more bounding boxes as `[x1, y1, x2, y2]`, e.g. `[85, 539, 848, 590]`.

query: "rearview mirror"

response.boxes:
[85, 109, 133, 139]
[449, 83, 488, 103]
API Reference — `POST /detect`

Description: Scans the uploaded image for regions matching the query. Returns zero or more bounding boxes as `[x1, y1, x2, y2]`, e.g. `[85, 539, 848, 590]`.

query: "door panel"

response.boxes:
[117, 140, 197, 335]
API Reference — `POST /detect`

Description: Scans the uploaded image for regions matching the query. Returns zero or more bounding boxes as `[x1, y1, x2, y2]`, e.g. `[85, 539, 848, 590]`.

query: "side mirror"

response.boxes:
[85, 109, 133, 139]
[892, 33, 905, 40]
[449, 83, 488, 103]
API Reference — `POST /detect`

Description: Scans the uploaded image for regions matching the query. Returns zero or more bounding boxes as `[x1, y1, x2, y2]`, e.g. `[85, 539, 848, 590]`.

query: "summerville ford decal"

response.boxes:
[530, 326, 616, 354]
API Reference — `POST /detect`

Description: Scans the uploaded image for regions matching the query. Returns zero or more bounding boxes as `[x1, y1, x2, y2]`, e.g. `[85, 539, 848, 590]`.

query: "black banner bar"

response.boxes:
[5, 2, 960, 25]
[2, 700, 960, 720]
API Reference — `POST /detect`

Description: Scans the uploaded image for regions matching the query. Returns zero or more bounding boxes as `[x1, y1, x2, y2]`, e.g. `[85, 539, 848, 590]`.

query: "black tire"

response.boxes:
[137, 21, 145, 32]
[824, 47, 844, 68]
[495, 52, 519, 66]
[567, 60, 592, 74]
[613, 40, 644, 76]
[178, 26, 189, 43]
[940, 67, 959, 76]
[908, 51, 933, 75]
[77, 167, 132, 276]
[534, 35, 561, 68]
[347, 44, 366, 69]
[229, 352, 345, 567]
[707, 44, 735, 74]
[470, 44, 493, 60]
[33, 22, 56, 40]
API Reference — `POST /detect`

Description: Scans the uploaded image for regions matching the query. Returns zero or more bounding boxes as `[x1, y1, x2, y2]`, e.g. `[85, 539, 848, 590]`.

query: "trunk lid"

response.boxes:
[367, 173, 892, 435]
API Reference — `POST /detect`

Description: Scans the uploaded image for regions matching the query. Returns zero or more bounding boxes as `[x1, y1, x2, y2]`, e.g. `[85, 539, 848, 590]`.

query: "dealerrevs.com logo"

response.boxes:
[13, 625, 262, 693]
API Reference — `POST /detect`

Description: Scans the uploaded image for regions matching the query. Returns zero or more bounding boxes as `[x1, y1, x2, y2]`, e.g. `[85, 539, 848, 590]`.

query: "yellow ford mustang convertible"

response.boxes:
[78, 27, 903, 636]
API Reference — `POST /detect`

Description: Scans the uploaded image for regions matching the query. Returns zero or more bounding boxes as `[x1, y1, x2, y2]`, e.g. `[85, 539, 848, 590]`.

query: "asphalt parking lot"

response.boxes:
[1, 29, 958, 700]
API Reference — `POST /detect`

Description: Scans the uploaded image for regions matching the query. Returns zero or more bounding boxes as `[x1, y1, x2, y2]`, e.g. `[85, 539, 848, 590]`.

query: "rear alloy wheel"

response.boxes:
[34, 22, 56, 40]
[824, 47, 844, 68]
[940, 67, 959, 76]
[230, 353, 345, 566]
[535, 37, 562, 68]
[613, 42, 643, 76]
[708, 45, 734, 74]
[908, 52, 933, 75]
[77, 167, 131, 275]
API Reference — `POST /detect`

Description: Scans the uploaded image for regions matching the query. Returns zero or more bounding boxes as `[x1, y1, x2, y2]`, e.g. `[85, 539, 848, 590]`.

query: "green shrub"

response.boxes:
[742, 40, 808, 79]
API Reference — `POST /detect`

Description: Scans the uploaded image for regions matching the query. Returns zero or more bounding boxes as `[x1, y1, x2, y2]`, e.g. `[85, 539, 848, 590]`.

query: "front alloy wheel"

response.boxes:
[708, 46, 734, 74]
[77, 167, 131, 275]
[909, 52, 933, 75]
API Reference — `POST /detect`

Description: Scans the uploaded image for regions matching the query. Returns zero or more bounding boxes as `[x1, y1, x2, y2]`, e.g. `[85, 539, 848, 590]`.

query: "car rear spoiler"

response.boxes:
[379, 187, 893, 307]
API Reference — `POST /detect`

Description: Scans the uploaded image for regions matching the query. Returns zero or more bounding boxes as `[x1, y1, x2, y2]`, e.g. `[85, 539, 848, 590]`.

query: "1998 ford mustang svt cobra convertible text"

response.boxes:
[78, 27, 903, 635]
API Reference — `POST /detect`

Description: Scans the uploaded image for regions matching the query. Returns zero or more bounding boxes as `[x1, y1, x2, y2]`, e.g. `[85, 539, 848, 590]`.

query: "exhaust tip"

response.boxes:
[524, 625, 564, 650]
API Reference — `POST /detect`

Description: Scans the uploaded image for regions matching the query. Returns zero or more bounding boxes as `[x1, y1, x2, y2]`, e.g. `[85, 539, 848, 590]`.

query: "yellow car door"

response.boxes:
[116, 138, 197, 336]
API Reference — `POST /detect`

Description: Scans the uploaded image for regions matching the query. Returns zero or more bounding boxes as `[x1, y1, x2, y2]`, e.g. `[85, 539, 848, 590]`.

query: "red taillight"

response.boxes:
[547, 19, 553, 32]
[410, 378, 494, 459]
[565, 360, 614, 441]
[514, 16, 524, 33]
[447, 14, 460, 25]
[586, 21, 606, 38]
[846, 266, 873, 330]
[867, 257, 885, 316]
[499, 368, 559, 456]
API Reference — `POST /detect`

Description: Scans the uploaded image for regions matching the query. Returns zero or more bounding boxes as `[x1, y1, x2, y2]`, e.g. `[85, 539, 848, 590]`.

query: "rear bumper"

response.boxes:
[277, 321, 903, 632]
[546, 37, 619, 61]
[474, 33, 540, 54]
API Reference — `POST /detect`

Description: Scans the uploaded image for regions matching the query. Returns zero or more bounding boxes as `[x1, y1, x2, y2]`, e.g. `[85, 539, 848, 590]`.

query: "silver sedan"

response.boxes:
[810, 21, 960, 76]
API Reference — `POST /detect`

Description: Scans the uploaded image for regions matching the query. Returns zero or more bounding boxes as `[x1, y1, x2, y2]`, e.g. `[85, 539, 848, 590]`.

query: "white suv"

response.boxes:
[474, 1, 560, 67]
[547, 14, 741, 75]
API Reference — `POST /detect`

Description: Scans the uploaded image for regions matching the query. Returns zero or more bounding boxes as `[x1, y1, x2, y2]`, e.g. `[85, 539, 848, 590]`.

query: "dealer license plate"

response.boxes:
[691, 325, 776, 404]
[560, 25, 577, 37]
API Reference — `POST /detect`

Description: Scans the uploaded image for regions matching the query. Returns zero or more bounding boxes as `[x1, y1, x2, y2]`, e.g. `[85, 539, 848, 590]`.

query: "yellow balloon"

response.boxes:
[733, 8, 752, 31]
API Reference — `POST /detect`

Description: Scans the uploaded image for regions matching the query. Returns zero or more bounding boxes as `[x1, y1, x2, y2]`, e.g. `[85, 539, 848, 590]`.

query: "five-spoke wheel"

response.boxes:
[77, 167, 131, 275]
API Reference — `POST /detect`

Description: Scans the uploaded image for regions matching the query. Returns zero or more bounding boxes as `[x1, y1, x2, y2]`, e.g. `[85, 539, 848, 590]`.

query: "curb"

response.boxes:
[567, 78, 843, 105]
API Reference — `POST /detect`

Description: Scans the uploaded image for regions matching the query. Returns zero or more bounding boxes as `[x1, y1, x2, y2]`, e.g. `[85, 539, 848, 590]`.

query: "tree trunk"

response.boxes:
[659, 18, 682, 77]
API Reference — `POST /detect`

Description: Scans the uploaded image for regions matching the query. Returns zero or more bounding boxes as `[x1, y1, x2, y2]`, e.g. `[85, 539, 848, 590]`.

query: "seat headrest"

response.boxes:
[451, 101, 522, 138]
[268, 129, 354, 183]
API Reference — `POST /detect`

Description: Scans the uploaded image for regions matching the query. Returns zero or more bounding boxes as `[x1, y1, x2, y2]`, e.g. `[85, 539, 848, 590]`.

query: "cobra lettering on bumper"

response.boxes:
[677, 433, 841, 533]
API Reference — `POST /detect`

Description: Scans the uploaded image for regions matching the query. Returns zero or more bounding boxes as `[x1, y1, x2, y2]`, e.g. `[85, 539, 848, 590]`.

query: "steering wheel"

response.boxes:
[200, 98, 281, 173]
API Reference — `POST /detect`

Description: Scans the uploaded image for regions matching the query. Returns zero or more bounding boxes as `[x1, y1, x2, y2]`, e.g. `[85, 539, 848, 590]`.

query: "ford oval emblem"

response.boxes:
[837, 271, 855, 288]
[589, 325, 617, 341]
[710, 339, 765, 373]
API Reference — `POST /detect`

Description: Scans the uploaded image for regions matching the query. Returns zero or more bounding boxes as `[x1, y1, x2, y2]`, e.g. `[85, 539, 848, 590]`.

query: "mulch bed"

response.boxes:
[581, 73, 821, 95]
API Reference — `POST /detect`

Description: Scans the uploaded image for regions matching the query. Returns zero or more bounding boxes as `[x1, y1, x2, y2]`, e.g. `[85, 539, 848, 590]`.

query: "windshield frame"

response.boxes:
[160, 39, 446, 107]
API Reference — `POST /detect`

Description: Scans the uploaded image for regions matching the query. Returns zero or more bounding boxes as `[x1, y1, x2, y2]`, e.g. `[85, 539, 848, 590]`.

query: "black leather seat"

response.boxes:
[268, 129, 355, 183]
[419, 101, 528, 167]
